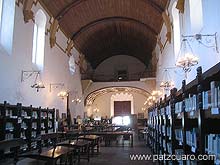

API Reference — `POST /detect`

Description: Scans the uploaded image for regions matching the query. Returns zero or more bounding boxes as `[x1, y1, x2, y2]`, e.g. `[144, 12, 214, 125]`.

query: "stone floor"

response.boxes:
[0, 134, 157, 165]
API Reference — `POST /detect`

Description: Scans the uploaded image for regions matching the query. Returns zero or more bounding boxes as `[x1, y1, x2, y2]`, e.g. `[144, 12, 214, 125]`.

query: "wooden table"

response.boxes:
[103, 131, 133, 147]
[0, 138, 26, 162]
[79, 132, 133, 147]
[57, 139, 91, 162]
[78, 135, 100, 155]
[65, 131, 134, 147]
[20, 146, 75, 165]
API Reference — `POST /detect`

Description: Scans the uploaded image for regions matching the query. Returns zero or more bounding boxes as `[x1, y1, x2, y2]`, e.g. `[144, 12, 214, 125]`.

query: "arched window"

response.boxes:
[172, 1, 181, 57]
[0, 0, 15, 55]
[189, 0, 203, 33]
[32, 9, 46, 70]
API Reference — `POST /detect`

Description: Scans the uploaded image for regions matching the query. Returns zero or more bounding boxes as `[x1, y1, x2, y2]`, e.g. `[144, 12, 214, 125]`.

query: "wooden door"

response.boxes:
[114, 101, 131, 116]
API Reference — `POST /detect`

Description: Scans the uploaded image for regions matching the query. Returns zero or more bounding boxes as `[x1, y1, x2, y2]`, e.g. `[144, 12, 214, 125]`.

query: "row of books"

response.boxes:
[186, 128, 197, 152]
[21, 121, 27, 129]
[32, 122, 37, 129]
[32, 111, 38, 118]
[20, 132, 26, 139]
[175, 129, 183, 145]
[173, 81, 220, 114]
[203, 81, 220, 114]
[175, 94, 197, 113]
[175, 149, 197, 165]
[5, 109, 13, 117]
[149, 105, 172, 116]
[205, 134, 220, 163]
[185, 95, 197, 112]
[175, 101, 182, 114]
[210, 81, 220, 109]
[41, 112, 48, 119]
[5, 133, 14, 140]
[5, 122, 14, 130]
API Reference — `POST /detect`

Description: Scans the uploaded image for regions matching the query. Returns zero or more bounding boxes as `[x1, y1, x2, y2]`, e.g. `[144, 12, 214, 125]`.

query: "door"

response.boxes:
[114, 101, 131, 116]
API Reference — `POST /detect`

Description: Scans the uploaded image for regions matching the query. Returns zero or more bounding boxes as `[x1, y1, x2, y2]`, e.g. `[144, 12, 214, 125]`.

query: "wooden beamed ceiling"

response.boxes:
[40, 0, 169, 69]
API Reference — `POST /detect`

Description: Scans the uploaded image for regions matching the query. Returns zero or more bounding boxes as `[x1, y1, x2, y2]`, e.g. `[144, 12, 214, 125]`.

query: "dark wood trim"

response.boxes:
[71, 16, 157, 40]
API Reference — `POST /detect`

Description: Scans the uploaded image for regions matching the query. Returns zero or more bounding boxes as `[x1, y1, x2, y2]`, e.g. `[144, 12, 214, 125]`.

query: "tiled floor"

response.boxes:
[0, 133, 156, 165]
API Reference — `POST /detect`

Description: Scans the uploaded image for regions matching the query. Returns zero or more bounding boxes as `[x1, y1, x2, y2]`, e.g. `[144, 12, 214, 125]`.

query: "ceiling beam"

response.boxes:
[55, 0, 164, 21]
[71, 16, 158, 40]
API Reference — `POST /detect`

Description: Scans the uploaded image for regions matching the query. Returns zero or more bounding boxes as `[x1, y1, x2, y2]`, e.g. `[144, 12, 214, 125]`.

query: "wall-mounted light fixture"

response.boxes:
[21, 70, 45, 92]
[57, 91, 69, 99]
[176, 33, 218, 78]
[93, 107, 100, 113]
[182, 33, 218, 53]
[71, 90, 82, 104]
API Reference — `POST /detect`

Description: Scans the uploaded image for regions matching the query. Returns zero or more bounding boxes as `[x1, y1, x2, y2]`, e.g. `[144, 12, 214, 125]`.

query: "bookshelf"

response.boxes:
[0, 102, 56, 153]
[147, 62, 220, 165]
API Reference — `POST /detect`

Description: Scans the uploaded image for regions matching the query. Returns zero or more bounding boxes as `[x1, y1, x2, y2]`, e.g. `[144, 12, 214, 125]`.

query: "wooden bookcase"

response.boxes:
[147, 62, 220, 165]
[0, 102, 56, 153]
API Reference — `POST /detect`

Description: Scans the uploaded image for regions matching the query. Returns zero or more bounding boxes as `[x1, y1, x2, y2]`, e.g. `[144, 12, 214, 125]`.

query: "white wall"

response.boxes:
[0, 3, 84, 119]
[94, 55, 146, 80]
[156, 0, 220, 93]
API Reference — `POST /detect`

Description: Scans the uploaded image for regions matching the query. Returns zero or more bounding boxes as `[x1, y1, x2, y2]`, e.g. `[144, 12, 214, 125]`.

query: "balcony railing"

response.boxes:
[81, 71, 156, 82]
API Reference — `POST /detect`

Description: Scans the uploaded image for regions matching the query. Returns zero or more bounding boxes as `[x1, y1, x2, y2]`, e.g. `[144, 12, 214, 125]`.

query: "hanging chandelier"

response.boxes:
[160, 81, 175, 90]
[176, 38, 199, 75]
[160, 69, 175, 90]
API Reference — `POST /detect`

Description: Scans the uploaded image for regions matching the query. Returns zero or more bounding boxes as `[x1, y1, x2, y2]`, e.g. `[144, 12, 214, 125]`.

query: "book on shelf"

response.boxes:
[175, 101, 182, 114]
[5, 133, 14, 140]
[175, 129, 183, 144]
[167, 126, 171, 139]
[186, 160, 197, 165]
[186, 128, 197, 151]
[185, 94, 197, 112]
[205, 134, 220, 161]
[163, 139, 166, 150]
[202, 90, 211, 110]
[167, 142, 172, 154]
[210, 81, 220, 114]
[175, 149, 184, 163]
[166, 105, 171, 115]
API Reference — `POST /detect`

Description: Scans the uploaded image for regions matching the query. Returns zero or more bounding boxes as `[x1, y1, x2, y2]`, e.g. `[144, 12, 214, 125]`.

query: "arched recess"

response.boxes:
[85, 86, 151, 106]
[110, 93, 134, 117]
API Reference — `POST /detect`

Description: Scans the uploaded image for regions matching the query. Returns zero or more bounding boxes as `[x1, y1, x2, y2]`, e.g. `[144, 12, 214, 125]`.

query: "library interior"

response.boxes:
[0, 0, 220, 164]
